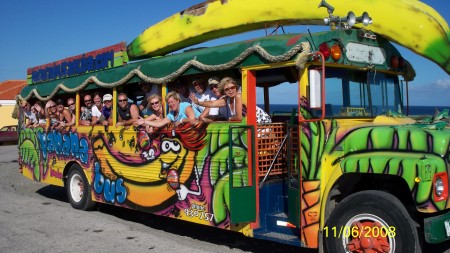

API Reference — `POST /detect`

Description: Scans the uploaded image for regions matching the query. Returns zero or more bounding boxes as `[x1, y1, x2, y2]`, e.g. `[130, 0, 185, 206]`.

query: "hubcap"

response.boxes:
[70, 174, 83, 203]
[343, 214, 394, 253]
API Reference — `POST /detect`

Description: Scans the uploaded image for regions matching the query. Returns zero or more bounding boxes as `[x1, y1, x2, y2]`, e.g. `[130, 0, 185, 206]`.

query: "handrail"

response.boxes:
[259, 133, 288, 187]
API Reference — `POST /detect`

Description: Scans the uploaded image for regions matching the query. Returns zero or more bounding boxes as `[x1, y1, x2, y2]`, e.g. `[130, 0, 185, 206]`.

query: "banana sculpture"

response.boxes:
[127, 0, 450, 74]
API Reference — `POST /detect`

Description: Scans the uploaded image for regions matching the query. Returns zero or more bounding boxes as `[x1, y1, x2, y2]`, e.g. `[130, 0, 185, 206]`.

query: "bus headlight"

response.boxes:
[433, 172, 448, 202]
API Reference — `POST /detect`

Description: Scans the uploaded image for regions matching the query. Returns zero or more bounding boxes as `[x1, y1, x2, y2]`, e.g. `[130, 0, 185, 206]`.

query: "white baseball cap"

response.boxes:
[103, 94, 112, 101]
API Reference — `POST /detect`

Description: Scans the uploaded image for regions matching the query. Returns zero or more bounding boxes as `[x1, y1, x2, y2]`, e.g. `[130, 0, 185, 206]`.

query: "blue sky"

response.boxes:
[0, 0, 448, 106]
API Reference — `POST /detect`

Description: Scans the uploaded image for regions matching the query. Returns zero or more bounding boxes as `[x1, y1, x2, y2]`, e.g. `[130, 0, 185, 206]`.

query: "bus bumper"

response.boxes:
[424, 210, 450, 244]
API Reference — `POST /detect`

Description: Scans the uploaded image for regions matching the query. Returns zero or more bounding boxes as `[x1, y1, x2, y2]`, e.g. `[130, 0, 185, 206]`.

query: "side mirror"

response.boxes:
[309, 69, 322, 108]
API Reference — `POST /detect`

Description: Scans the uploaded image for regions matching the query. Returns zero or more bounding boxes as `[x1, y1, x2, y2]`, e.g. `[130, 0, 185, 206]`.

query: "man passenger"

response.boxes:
[79, 94, 102, 126]
[116, 93, 140, 127]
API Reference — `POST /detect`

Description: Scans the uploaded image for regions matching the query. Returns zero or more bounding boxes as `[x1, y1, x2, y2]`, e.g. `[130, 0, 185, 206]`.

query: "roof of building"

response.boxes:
[0, 80, 27, 100]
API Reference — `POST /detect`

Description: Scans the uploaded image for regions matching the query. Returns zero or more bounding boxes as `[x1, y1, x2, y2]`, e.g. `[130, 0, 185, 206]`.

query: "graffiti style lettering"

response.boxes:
[184, 203, 214, 221]
[93, 162, 127, 204]
[50, 168, 62, 179]
[37, 131, 89, 164]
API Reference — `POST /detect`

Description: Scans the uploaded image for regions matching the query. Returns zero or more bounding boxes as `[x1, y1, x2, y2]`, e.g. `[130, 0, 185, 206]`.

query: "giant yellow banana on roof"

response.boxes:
[127, 0, 450, 74]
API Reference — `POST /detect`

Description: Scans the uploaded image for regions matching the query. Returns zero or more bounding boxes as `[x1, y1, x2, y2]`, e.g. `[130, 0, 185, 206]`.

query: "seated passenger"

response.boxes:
[46, 100, 61, 129]
[79, 94, 102, 126]
[93, 92, 103, 111]
[100, 94, 113, 126]
[20, 101, 37, 128]
[116, 93, 140, 127]
[56, 99, 74, 127]
[189, 78, 219, 122]
[32, 102, 47, 128]
[134, 91, 199, 128]
[190, 77, 242, 122]
[67, 98, 76, 115]
[137, 94, 164, 133]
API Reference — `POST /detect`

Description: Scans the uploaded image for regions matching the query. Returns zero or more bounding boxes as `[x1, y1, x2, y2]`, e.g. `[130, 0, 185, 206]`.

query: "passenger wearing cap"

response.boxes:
[100, 94, 113, 126]
[207, 76, 229, 121]
[56, 98, 74, 127]
[189, 78, 219, 122]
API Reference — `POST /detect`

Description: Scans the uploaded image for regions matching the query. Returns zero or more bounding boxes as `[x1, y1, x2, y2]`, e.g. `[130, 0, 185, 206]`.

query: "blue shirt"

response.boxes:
[167, 102, 200, 122]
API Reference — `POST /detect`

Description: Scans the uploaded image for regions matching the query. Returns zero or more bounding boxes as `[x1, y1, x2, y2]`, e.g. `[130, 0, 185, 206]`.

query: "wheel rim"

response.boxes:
[69, 173, 83, 203]
[342, 213, 395, 253]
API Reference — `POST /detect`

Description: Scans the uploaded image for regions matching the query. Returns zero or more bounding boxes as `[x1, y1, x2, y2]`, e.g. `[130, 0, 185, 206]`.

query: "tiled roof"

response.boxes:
[0, 80, 27, 100]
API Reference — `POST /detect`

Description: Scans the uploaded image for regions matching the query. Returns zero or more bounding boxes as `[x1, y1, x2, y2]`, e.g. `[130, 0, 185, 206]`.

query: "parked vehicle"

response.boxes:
[0, 125, 18, 145]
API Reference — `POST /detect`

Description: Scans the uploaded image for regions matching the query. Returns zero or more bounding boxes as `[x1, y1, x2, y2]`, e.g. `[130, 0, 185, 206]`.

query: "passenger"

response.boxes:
[189, 79, 219, 122]
[99, 94, 113, 126]
[67, 98, 76, 115]
[116, 93, 140, 127]
[79, 94, 102, 126]
[138, 82, 158, 115]
[173, 81, 191, 102]
[32, 102, 47, 128]
[201, 76, 228, 121]
[55, 99, 74, 127]
[134, 91, 199, 128]
[145, 94, 165, 120]
[20, 101, 37, 128]
[45, 100, 61, 129]
[93, 92, 103, 111]
[135, 94, 165, 133]
[191, 77, 242, 122]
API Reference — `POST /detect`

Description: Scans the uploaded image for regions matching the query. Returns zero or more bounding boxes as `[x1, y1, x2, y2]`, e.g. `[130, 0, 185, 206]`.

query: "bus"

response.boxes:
[17, 1, 449, 252]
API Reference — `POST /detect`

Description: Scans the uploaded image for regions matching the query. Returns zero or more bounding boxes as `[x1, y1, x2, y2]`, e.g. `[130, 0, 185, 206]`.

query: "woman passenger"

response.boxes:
[56, 99, 74, 127]
[134, 91, 199, 129]
[190, 77, 242, 122]
[45, 100, 61, 129]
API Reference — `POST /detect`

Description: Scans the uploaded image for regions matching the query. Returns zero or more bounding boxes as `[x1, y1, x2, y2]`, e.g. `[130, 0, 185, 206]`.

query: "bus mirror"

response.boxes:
[309, 69, 322, 108]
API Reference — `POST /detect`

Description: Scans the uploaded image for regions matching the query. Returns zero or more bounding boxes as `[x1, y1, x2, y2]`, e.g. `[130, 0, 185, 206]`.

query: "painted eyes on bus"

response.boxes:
[118, 99, 128, 103]
[161, 140, 181, 153]
[224, 86, 236, 92]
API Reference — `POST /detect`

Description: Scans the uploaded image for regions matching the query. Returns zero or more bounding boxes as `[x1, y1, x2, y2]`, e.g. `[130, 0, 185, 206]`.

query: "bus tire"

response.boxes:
[66, 164, 96, 211]
[324, 190, 421, 253]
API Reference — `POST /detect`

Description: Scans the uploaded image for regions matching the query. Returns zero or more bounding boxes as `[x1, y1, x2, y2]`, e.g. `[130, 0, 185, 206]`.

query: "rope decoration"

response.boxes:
[17, 42, 311, 102]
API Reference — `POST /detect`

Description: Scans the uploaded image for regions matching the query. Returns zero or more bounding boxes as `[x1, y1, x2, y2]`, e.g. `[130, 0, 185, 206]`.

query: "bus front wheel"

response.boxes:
[66, 164, 96, 211]
[324, 190, 421, 253]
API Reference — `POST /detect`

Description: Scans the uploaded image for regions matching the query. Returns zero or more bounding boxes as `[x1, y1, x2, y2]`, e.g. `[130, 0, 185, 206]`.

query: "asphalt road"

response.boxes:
[1, 144, 449, 253]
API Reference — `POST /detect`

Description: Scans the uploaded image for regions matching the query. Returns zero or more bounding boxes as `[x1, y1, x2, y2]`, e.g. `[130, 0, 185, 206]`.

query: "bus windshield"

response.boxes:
[322, 67, 403, 118]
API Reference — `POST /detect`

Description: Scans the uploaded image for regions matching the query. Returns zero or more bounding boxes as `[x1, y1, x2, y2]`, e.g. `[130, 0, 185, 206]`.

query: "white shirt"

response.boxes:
[192, 89, 219, 116]
[92, 105, 102, 118]
[24, 110, 37, 123]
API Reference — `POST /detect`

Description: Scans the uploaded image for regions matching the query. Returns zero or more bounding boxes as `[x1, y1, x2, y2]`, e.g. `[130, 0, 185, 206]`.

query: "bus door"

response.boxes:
[288, 58, 326, 239]
[228, 125, 257, 223]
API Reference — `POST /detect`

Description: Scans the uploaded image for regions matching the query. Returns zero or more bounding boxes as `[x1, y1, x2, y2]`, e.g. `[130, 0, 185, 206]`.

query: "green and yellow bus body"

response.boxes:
[18, 29, 450, 252]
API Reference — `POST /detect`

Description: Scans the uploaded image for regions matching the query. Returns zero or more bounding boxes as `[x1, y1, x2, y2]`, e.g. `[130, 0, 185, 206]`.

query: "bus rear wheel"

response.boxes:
[66, 164, 96, 211]
[324, 190, 421, 253]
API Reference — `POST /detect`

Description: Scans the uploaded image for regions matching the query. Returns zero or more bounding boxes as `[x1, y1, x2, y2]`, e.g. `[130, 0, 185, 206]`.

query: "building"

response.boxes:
[0, 80, 27, 128]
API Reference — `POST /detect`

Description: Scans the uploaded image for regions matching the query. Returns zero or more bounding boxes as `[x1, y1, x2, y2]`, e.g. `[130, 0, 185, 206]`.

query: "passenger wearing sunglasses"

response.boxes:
[134, 91, 200, 129]
[99, 94, 113, 126]
[138, 82, 159, 114]
[79, 94, 102, 126]
[20, 101, 37, 128]
[136, 94, 165, 133]
[116, 93, 140, 127]
[191, 77, 242, 122]
[56, 99, 74, 127]
[189, 78, 219, 122]
[45, 100, 61, 129]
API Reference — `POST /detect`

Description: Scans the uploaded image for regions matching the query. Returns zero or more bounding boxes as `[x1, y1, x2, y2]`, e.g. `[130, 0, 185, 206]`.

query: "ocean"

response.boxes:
[259, 104, 449, 116]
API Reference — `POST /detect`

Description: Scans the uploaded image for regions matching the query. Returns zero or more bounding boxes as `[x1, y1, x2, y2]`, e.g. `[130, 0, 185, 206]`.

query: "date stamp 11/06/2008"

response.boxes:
[323, 226, 396, 238]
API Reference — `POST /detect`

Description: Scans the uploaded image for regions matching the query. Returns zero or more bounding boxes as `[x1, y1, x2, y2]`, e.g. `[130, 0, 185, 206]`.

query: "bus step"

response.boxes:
[264, 212, 295, 235]
[253, 230, 302, 247]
